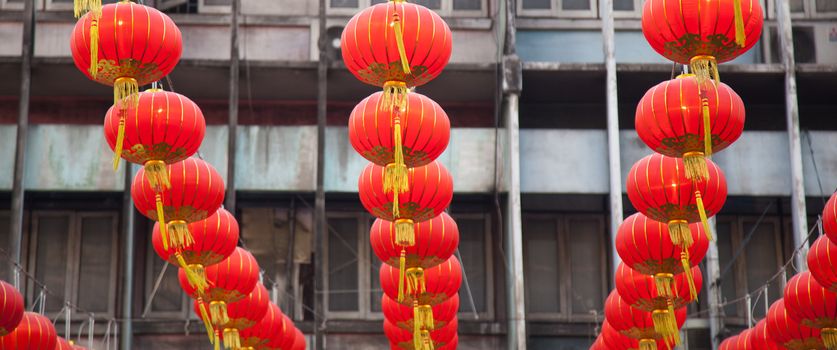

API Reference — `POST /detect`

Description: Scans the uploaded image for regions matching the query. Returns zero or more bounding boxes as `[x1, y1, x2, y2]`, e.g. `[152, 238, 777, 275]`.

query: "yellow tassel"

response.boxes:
[395, 219, 415, 247]
[654, 273, 674, 298]
[210, 301, 229, 327]
[683, 152, 709, 182]
[389, 12, 412, 75]
[398, 249, 407, 303]
[413, 328, 423, 350]
[639, 339, 658, 350]
[168, 220, 195, 250]
[695, 190, 714, 241]
[822, 328, 837, 350]
[223, 328, 241, 350]
[176, 258, 207, 295]
[421, 330, 435, 350]
[652, 308, 680, 345]
[733, 0, 746, 47]
[196, 299, 215, 342]
[114, 77, 139, 109]
[415, 304, 434, 330]
[144, 160, 171, 192]
[384, 117, 409, 210]
[667, 220, 693, 248]
[214, 331, 221, 350]
[89, 19, 99, 78]
[681, 251, 698, 301]
[689, 56, 720, 87]
[74, 0, 102, 18]
[155, 193, 169, 250]
[701, 97, 713, 158]
[382, 81, 410, 112]
[112, 109, 126, 171]
[406, 267, 426, 296]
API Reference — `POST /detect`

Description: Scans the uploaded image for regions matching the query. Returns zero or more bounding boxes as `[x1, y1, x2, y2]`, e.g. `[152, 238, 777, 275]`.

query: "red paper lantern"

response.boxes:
[604, 290, 687, 346]
[627, 153, 727, 247]
[615, 263, 702, 340]
[70, 2, 182, 112]
[737, 329, 756, 350]
[720, 336, 739, 350]
[0, 281, 23, 336]
[641, 0, 763, 80]
[267, 314, 298, 350]
[103, 89, 205, 175]
[825, 193, 837, 244]
[359, 161, 453, 247]
[341, 1, 452, 108]
[239, 303, 290, 349]
[349, 91, 450, 199]
[635, 74, 745, 181]
[0, 312, 57, 350]
[133, 157, 224, 253]
[55, 338, 86, 350]
[615, 213, 708, 302]
[808, 236, 837, 293]
[752, 319, 784, 350]
[179, 247, 260, 342]
[783, 271, 837, 348]
[767, 300, 825, 350]
[195, 283, 269, 350]
[602, 320, 667, 350]
[153, 208, 239, 281]
[383, 294, 459, 332]
[290, 329, 306, 350]
[372, 212, 459, 269]
[381, 255, 461, 306]
[385, 318, 457, 350]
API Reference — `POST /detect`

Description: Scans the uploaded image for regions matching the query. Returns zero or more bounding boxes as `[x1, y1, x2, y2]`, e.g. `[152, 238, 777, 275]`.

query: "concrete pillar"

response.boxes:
[600, 0, 623, 276]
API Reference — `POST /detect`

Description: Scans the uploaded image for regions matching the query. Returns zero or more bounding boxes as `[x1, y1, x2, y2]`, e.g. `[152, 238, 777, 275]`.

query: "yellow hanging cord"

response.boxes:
[733, 0, 746, 47]
[390, 11, 411, 75]
[155, 193, 169, 250]
[695, 189, 714, 241]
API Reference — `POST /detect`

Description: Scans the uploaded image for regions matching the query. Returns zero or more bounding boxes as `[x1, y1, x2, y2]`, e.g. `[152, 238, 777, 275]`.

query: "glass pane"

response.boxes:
[414, 0, 442, 8]
[744, 221, 780, 319]
[686, 328, 712, 350]
[35, 215, 70, 313]
[327, 218, 359, 312]
[562, 0, 591, 10]
[613, 0, 634, 10]
[370, 249, 383, 312]
[457, 217, 487, 313]
[816, 0, 837, 11]
[242, 208, 288, 287]
[331, 0, 359, 8]
[0, 213, 9, 282]
[567, 218, 604, 314]
[149, 255, 184, 313]
[77, 216, 115, 313]
[203, 0, 230, 4]
[523, 218, 560, 313]
[453, 0, 482, 10]
[522, 0, 552, 9]
[716, 221, 738, 317]
[791, 0, 805, 12]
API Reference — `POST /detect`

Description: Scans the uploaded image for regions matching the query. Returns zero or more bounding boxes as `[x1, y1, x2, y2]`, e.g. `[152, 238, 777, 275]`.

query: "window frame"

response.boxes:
[27, 211, 119, 318]
[197, 0, 231, 14]
[143, 239, 194, 319]
[328, 0, 488, 17]
[323, 211, 372, 319]
[0, 0, 26, 10]
[522, 213, 608, 322]
[451, 212, 495, 321]
[610, 0, 643, 18]
[518, 0, 599, 19]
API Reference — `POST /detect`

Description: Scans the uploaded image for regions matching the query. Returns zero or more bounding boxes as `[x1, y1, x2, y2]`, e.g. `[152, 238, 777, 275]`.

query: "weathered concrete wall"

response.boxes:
[0, 22, 22, 56]
[234, 125, 318, 191]
[519, 129, 609, 193]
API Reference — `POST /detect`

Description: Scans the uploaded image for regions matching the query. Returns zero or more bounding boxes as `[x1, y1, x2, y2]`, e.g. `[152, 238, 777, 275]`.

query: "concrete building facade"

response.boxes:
[0, 0, 835, 349]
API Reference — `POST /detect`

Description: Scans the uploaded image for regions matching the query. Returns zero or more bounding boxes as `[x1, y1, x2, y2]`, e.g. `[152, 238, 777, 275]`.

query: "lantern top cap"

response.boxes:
[675, 73, 695, 79]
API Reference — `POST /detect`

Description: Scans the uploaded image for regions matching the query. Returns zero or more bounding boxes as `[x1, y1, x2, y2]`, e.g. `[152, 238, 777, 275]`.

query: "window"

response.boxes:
[324, 212, 375, 319]
[328, 0, 487, 16]
[519, 0, 598, 18]
[28, 211, 119, 317]
[716, 216, 784, 322]
[453, 213, 493, 319]
[767, 0, 837, 18]
[144, 245, 192, 318]
[523, 214, 607, 320]
[44, 0, 119, 12]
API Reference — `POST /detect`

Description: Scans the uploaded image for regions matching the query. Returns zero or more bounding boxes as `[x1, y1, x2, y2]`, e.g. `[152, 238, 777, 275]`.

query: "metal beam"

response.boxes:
[314, 0, 328, 347]
[9, 0, 35, 289]
[120, 164, 136, 350]
[776, 0, 809, 271]
[226, 0, 241, 215]
[600, 0, 622, 276]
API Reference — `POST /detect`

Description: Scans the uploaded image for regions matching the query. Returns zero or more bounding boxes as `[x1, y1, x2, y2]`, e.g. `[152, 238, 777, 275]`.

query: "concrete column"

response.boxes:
[600, 0, 622, 276]
[776, 0, 809, 271]
[120, 164, 136, 350]
[504, 90, 527, 350]
[705, 218, 723, 350]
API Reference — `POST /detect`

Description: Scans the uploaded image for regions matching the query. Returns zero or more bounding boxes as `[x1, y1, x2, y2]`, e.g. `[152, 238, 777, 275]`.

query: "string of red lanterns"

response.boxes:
[342, 0, 458, 347]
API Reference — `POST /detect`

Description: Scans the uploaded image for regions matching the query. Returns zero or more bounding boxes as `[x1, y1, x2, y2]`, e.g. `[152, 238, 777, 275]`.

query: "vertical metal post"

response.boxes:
[9, 0, 35, 289]
[776, 0, 809, 271]
[705, 218, 723, 350]
[600, 0, 622, 276]
[120, 164, 136, 350]
[501, 0, 526, 342]
[226, 0, 241, 215]
[314, 0, 328, 347]
[284, 199, 297, 319]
